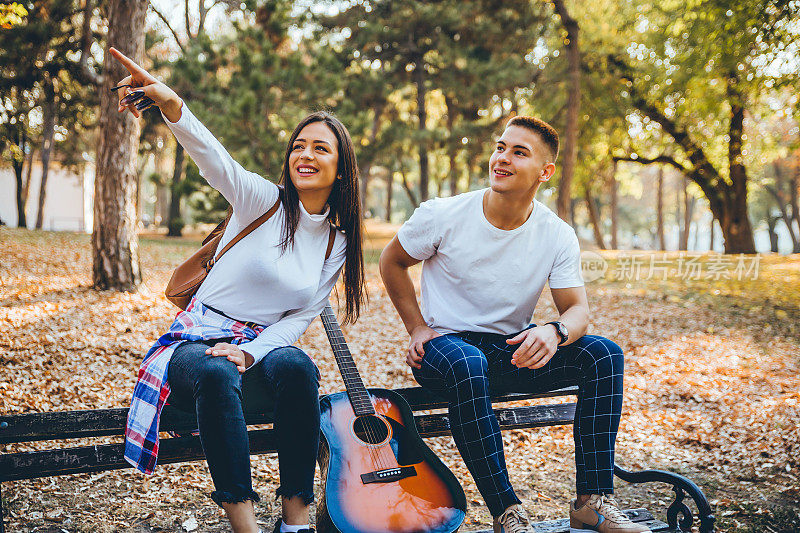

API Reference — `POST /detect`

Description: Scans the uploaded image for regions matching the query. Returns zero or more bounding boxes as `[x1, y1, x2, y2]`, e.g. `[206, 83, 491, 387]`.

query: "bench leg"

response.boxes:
[1, 482, 5, 533]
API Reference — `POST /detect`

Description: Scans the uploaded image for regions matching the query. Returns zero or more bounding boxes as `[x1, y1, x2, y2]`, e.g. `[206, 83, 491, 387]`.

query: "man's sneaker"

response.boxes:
[569, 495, 651, 533]
[493, 504, 534, 533]
[271, 519, 315, 533]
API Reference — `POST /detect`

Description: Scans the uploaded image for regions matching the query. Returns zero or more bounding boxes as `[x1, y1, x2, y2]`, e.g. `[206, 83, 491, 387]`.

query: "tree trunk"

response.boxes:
[414, 59, 429, 202]
[717, 206, 755, 254]
[35, 76, 57, 230]
[709, 216, 716, 251]
[721, 75, 756, 254]
[167, 143, 185, 236]
[92, 0, 148, 291]
[569, 197, 578, 228]
[768, 163, 800, 253]
[23, 147, 34, 216]
[656, 166, 665, 250]
[681, 177, 694, 250]
[449, 152, 458, 196]
[385, 169, 393, 222]
[360, 102, 385, 213]
[766, 213, 779, 253]
[552, 0, 580, 222]
[790, 166, 800, 249]
[360, 163, 372, 216]
[11, 128, 29, 228]
[609, 160, 618, 249]
[14, 160, 27, 228]
[584, 185, 606, 249]
[445, 95, 459, 196]
[675, 173, 683, 250]
[400, 169, 419, 207]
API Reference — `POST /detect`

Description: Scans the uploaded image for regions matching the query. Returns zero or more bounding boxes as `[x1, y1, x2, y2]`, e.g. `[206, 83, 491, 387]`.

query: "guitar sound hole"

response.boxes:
[352, 415, 390, 445]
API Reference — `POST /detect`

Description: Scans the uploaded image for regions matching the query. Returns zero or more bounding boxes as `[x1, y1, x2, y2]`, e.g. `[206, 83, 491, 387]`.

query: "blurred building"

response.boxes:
[0, 160, 94, 232]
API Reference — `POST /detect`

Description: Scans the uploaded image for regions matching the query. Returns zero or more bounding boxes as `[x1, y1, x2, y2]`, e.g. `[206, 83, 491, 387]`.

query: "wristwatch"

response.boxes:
[545, 321, 569, 345]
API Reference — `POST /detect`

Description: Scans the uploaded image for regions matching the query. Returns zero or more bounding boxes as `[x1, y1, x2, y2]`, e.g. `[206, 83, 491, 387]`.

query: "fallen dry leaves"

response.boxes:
[0, 227, 798, 532]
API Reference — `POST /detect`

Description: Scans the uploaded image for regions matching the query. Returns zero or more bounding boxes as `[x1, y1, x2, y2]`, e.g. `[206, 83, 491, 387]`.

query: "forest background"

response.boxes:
[2, 0, 799, 257]
[1, 0, 800, 531]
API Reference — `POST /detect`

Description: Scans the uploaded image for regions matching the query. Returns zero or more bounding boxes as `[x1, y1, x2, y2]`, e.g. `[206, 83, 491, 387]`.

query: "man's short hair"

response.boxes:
[506, 115, 559, 161]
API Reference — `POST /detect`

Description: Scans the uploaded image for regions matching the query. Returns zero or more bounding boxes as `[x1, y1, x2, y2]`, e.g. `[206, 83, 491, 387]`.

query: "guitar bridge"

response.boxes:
[360, 466, 417, 484]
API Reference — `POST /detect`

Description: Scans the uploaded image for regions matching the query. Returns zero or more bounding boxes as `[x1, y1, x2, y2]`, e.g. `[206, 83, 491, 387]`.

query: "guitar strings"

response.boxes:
[323, 309, 388, 470]
[324, 308, 399, 472]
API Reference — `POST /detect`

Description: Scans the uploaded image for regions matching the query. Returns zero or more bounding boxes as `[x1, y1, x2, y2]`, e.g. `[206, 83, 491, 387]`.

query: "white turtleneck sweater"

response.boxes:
[162, 104, 347, 366]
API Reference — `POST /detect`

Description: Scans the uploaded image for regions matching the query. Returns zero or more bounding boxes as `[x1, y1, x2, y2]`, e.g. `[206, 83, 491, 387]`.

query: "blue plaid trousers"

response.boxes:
[412, 328, 624, 517]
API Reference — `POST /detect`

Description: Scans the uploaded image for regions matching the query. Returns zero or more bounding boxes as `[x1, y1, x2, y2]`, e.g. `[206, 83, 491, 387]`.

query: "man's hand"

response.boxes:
[406, 325, 441, 369]
[506, 325, 560, 369]
[206, 342, 254, 374]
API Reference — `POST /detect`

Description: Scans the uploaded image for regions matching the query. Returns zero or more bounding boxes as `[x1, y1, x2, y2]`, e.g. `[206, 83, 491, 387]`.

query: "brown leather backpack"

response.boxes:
[165, 199, 336, 309]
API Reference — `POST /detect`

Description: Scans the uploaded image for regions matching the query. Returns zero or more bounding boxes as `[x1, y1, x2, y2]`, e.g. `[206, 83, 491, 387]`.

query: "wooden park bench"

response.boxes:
[0, 385, 715, 532]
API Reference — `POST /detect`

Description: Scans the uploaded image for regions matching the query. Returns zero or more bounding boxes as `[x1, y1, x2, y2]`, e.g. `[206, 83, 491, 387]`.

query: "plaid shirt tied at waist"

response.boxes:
[124, 297, 264, 475]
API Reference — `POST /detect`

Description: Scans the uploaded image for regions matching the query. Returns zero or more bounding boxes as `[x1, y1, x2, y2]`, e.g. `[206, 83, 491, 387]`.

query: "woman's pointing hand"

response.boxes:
[109, 47, 183, 121]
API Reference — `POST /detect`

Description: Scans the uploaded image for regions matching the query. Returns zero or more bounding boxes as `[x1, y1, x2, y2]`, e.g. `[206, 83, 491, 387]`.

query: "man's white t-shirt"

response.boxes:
[396, 188, 584, 335]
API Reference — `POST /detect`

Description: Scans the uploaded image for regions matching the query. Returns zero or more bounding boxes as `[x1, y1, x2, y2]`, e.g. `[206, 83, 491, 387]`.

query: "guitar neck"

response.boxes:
[320, 304, 375, 416]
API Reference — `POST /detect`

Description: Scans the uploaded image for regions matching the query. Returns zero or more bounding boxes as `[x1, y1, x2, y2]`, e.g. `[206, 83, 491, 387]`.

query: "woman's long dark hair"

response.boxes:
[278, 111, 365, 324]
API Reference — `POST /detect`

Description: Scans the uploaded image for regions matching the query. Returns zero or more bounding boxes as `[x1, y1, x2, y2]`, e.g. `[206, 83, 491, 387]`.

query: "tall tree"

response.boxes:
[35, 75, 56, 229]
[1, 0, 103, 229]
[680, 177, 695, 251]
[92, 0, 148, 291]
[607, 160, 618, 249]
[319, 0, 543, 204]
[0, 88, 35, 227]
[583, 183, 606, 249]
[656, 166, 665, 250]
[551, 0, 580, 221]
[766, 157, 800, 252]
[605, 0, 798, 253]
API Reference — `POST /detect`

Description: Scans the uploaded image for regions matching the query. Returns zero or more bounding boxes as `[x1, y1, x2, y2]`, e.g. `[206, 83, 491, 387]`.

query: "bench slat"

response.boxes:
[0, 386, 577, 444]
[414, 404, 576, 437]
[0, 403, 575, 482]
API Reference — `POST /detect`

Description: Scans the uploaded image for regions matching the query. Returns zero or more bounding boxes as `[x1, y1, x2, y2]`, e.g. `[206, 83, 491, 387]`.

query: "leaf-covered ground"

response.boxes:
[1, 226, 798, 532]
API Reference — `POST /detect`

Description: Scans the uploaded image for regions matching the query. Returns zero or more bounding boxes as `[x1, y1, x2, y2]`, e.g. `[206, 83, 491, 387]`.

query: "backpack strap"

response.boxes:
[325, 226, 337, 260]
[207, 197, 281, 269]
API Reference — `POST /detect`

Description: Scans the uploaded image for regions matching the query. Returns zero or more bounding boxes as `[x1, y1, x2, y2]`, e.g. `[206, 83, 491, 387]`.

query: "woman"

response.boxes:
[112, 48, 364, 533]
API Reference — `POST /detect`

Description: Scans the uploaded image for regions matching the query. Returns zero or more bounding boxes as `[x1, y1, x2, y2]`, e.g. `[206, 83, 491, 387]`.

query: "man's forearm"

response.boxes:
[554, 304, 589, 346]
[380, 261, 427, 334]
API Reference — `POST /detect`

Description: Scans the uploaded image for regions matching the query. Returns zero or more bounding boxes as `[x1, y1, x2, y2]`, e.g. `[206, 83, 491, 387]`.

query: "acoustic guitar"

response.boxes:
[316, 304, 467, 533]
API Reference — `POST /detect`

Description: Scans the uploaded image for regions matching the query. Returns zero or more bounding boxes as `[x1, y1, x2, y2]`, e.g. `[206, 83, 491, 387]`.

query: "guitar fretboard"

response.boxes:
[320, 304, 375, 416]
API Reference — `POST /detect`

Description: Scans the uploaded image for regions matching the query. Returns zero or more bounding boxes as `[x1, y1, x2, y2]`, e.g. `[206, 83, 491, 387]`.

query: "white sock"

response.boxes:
[280, 523, 310, 533]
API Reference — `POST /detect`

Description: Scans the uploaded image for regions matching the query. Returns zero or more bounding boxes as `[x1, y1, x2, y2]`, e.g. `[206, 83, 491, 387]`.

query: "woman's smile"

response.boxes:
[288, 121, 339, 193]
[295, 164, 319, 177]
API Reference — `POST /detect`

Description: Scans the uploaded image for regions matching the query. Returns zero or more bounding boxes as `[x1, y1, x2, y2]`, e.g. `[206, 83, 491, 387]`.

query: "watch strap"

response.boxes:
[545, 321, 567, 345]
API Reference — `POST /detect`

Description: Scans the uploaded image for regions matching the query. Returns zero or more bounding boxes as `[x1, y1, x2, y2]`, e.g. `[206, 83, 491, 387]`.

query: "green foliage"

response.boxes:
[315, 0, 548, 200]
[4, 0, 798, 247]
[0, 0, 101, 172]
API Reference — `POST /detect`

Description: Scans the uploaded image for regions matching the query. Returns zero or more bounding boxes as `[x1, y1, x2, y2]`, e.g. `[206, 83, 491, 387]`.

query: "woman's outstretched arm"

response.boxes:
[109, 47, 276, 223]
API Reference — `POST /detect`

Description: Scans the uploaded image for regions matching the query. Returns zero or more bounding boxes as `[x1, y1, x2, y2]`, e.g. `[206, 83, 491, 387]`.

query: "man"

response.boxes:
[379, 116, 649, 533]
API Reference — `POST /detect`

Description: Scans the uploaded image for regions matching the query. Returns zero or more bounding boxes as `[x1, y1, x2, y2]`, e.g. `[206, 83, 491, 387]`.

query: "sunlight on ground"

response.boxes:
[1, 227, 798, 531]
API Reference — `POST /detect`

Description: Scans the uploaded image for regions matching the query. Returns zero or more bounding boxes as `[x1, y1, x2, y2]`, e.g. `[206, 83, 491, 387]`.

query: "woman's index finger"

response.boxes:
[109, 47, 147, 75]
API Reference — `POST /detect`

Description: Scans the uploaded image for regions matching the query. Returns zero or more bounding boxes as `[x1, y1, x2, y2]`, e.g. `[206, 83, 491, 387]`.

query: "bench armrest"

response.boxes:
[614, 465, 715, 533]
